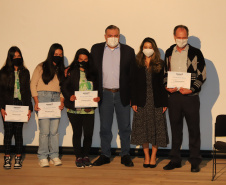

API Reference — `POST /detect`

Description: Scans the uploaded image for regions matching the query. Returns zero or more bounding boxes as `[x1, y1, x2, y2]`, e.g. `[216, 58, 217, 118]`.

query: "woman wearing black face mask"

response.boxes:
[30, 43, 65, 167]
[0, 46, 33, 169]
[61, 48, 100, 168]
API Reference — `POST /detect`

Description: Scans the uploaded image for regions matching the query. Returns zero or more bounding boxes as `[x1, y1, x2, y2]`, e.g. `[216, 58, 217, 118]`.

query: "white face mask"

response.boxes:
[143, 49, 154, 57]
[176, 39, 188, 48]
[107, 37, 119, 48]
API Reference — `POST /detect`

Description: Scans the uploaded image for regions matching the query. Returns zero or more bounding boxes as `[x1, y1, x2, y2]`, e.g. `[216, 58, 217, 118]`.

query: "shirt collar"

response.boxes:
[105, 42, 120, 50]
[174, 44, 189, 53]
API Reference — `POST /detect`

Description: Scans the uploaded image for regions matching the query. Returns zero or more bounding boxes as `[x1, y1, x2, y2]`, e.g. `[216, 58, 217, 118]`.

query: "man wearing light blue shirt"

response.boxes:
[91, 25, 136, 167]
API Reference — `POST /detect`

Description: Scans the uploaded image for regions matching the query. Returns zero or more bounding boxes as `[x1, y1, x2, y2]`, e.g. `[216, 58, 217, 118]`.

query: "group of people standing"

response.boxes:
[0, 24, 206, 173]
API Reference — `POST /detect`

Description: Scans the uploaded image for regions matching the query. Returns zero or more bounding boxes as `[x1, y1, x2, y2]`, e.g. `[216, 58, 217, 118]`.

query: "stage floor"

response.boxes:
[0, 153, 225, 184]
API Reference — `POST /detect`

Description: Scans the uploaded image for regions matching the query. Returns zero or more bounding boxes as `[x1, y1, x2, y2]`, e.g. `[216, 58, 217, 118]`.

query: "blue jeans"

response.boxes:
[99, 90, 131, 157]
[37, 91, 61, 160]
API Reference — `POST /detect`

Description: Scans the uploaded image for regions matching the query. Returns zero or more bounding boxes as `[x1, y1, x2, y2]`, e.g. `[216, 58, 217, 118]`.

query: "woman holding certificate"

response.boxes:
[61, 48, 99, 168]
[130, 37, 169, 168]
[30, 43, 65, 167]
[0, 46, 33, 169]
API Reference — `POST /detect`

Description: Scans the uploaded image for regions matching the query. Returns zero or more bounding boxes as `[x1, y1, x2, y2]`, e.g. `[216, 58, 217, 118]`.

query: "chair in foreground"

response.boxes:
[212, 114, 226, 181]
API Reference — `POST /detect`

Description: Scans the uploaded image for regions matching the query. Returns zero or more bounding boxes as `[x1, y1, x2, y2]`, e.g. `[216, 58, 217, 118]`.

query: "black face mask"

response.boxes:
[53, 56, 63, 65]
[79, 61, 89, 70]
[12, 58, 23, 67]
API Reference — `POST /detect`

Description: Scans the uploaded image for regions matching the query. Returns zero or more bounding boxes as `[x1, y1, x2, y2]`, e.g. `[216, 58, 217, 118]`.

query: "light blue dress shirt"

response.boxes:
[102, 43, 120, 89]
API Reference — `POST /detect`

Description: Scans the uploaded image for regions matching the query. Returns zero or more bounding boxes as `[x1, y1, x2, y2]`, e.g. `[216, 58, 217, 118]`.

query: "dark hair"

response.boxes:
[173, 25, 189, 36]
[136, 37, 163, 73]
[0, 46, 27, 88]
[69, 48, 91, 79]
[105, 25, 120, 34]
[42, 43, 65, 84]
[1, 46, 25, 72]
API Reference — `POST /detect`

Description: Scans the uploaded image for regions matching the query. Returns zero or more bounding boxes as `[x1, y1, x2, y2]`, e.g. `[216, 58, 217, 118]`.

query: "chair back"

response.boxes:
[215, 115, 226, 137]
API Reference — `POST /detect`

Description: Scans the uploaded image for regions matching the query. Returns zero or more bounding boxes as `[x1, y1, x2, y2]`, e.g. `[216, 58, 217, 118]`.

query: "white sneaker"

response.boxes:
[50, 158, 62, 166]
[39, 159, 49, 167]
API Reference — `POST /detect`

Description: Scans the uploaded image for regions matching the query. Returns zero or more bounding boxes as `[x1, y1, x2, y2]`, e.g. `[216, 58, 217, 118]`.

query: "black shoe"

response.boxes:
[163, 161, 182, 170]
[191, 164, 200, 172]
[76, 158, 85, 168]
[14, 155, 22, 169]
[83, 157, 93, 167]
[3, 156, 11, 169]
[92, 155, 110, 166]
[149, 164, 157, 168]
[121, 155, 134, 167]
[143, 164, 150, 168]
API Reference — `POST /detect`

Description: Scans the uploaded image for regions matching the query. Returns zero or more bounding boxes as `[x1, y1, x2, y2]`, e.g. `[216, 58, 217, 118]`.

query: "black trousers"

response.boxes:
[168, 93, 202, 166]
[3, 121, 24, 155]
[3, 98, 24, 155]
[67, 113, 94, 158]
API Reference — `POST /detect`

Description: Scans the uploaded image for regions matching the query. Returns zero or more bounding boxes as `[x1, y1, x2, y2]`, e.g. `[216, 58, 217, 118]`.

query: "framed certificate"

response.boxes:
[5, 105, 29, 122]
[38, 102, 61, 119]
[74, 91, 98, 108]
[167, 71, 191, 89]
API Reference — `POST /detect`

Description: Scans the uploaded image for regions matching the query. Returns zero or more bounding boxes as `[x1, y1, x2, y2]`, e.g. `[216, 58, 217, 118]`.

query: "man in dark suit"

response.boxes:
[90, 25, 135, 167]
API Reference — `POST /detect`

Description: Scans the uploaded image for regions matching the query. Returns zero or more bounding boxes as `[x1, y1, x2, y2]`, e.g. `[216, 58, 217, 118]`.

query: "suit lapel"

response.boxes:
[120, 43, 125, 76]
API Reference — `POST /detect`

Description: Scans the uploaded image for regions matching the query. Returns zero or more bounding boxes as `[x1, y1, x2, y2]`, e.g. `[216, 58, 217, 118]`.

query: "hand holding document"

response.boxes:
[38, 102, 61, 119]
[5, 105, 29, 122]
[167, 71, 191, 89]
[74, 91, 98, 108]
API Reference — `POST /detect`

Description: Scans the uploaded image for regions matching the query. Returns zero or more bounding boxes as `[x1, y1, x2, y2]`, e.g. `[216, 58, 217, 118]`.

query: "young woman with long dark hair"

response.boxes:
[131, 37, 169, 168]
[30, 43, 65, 167]
[0, 46, 33, 169]
[61, 48, 100, 168]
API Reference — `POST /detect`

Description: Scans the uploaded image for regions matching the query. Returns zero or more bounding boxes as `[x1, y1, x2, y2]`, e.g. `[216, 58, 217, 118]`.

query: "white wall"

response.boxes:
[0, 0, 224, 150]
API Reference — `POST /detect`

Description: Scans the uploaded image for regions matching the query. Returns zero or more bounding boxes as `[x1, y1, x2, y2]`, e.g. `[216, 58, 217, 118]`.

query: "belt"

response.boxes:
[103, 88, 120, 93]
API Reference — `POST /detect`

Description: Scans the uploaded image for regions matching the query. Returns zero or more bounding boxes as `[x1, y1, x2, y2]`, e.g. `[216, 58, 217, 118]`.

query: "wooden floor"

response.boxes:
[0, 154, 225, 184]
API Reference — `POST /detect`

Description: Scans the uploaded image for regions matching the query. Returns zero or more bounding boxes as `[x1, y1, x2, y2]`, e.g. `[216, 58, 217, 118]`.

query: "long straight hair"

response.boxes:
[136, 37, 163, 73]
[1, 46, 26, 88]
[42, 43, 65, 84]
[68, 48, 91, 80]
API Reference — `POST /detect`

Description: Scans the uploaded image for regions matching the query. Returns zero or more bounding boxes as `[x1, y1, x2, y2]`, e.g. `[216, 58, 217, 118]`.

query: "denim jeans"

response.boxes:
[37, 91, 61, 160]
[99, 90, 131, 157]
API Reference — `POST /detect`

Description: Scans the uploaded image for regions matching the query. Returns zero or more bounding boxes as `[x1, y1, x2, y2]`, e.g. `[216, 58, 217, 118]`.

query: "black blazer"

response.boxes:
[90, 42, 136, 106]
[0, 68, 33, 111]
[61, 66, 98, 110]
[131, 62, 168, 108]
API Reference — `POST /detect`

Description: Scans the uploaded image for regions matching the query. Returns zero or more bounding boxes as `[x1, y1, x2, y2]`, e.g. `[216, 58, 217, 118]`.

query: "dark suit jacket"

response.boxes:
[90, 42, 136, 106]
[131, 62, 168, 108]
[61, 66, 98, 110]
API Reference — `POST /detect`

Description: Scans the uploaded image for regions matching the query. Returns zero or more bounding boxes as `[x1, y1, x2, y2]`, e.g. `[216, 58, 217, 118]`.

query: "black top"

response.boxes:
[0, 68, 33, 111]
[131, 61, 168, 108]
[61, 66, 98, 110]
[90, 42, 136, 106]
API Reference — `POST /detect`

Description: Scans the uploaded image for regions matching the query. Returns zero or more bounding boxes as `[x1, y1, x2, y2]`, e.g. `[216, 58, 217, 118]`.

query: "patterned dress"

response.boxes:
[131, 69, 169, 147]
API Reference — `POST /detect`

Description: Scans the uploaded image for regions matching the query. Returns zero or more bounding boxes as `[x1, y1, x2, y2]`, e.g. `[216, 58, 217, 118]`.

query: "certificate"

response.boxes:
[167, 71, 191, 89]
[5, 105, 29, 122]
[75, 91, 98, 108]
[38, 102, 61, 119]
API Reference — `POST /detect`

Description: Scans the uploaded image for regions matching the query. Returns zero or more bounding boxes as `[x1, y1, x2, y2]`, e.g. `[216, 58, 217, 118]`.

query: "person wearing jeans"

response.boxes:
[90, 25, 136, 167]
[37, 91, 61, 161]
[30, 43, 65, 167]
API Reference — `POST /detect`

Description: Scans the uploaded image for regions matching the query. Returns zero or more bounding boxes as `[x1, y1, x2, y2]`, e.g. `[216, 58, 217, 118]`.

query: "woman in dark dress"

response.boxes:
[131, 37, 169, 168]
